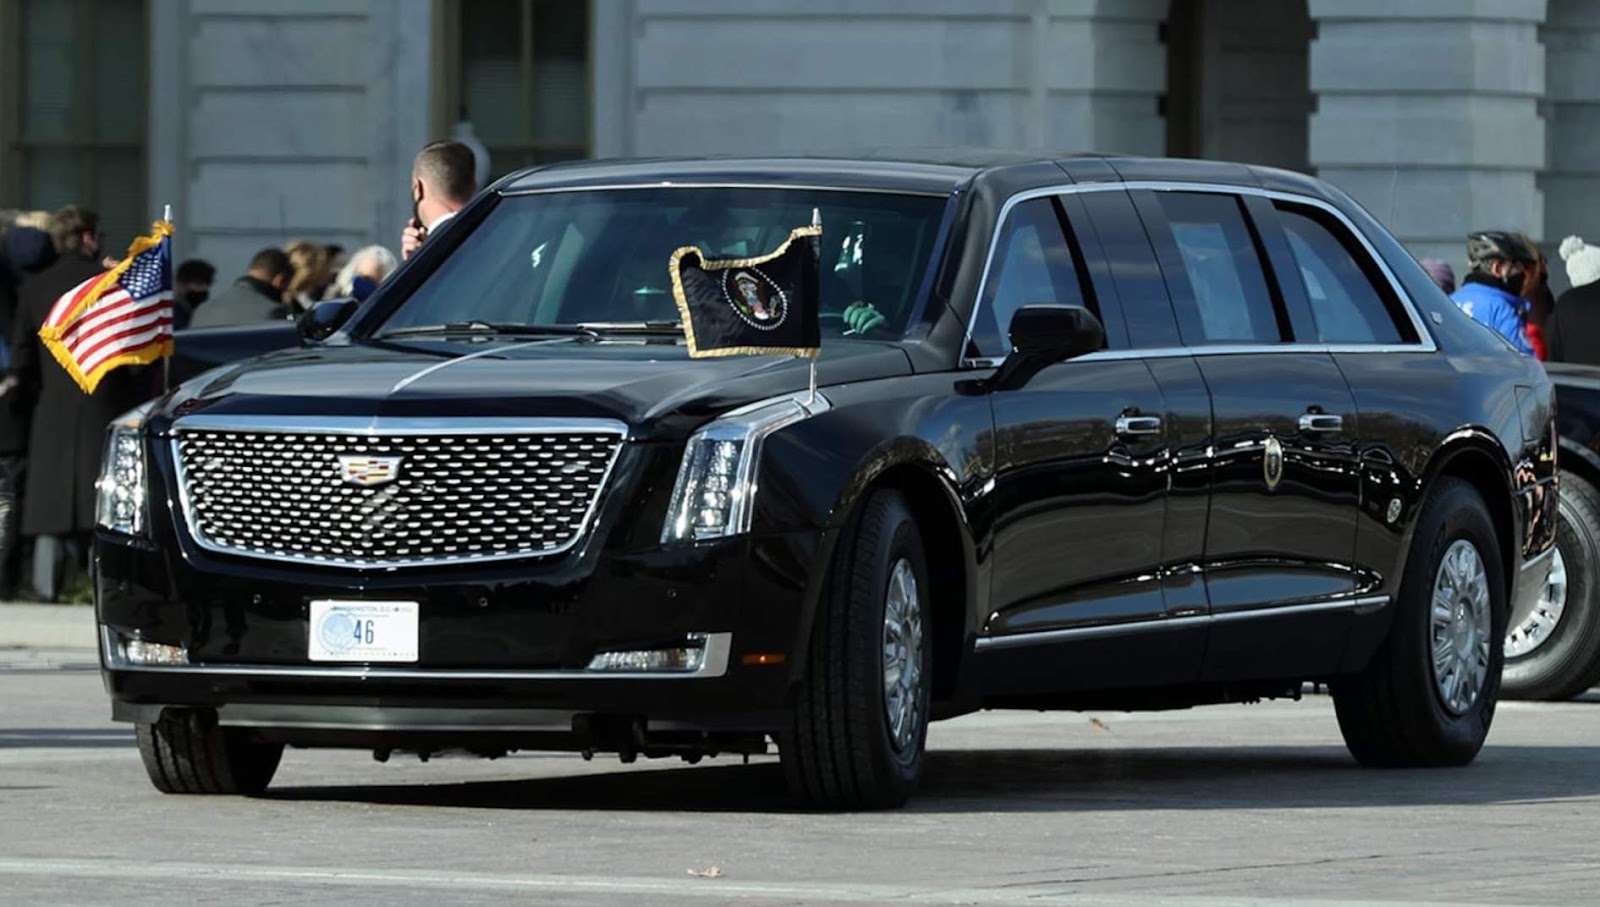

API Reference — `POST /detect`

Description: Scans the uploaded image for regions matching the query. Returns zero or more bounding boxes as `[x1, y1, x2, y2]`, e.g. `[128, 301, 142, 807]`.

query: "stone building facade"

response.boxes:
[0, 0, 1589, 285]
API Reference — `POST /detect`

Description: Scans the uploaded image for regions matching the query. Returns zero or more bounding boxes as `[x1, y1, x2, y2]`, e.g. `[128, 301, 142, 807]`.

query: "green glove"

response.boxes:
[842, 301, 886, 335]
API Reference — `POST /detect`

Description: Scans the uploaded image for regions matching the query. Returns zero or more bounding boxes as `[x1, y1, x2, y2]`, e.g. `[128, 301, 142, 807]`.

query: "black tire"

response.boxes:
[135, 710, 283, 795]
[1502, 471, 1600, 701]
[1332, 476, 1505, 767]
[781, 489, 932, 810]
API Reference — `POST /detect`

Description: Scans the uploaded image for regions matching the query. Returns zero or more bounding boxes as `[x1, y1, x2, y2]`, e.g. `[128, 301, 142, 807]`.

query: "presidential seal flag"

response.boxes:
[39, 219, 175, 394]
[669, 223, 822, 359]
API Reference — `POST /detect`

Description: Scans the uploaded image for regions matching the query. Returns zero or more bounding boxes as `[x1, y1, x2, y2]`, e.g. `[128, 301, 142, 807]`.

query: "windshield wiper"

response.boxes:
[574, 320, 685, 335]
[376, 321, 601, 340]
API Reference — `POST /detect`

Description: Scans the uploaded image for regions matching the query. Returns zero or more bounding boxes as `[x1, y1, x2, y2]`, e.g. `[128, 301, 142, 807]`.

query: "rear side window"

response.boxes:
[1148, 192, 1283, 345]
[1274, 205, 1411, 344]
[970, 198, 1095, 359]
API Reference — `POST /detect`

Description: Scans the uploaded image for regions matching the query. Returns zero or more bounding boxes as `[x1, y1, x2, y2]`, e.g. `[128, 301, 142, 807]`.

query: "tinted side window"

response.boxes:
[970, 198, 1094, 359]
[1149, 192, 1283, 345]
[1275, 206, 1410, 344]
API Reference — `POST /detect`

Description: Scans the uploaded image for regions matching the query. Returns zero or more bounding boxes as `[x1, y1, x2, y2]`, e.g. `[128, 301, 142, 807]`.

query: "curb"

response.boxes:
[0, 603, 97, 650]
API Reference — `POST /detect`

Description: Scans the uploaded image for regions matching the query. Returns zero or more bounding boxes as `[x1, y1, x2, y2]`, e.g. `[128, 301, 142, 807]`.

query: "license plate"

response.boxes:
[308, 600, 419, 663]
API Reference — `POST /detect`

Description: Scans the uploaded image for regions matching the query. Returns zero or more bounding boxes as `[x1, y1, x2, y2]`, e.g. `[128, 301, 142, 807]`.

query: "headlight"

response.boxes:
[662, 392, 830, 543]
[96, 401, 154, 535]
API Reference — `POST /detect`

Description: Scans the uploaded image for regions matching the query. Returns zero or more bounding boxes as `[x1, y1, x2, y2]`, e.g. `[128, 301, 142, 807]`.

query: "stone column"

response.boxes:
[1307, 0, 1547, 268]
[1043, 0, 1170, 155]
[1543, 0, 1600, 283]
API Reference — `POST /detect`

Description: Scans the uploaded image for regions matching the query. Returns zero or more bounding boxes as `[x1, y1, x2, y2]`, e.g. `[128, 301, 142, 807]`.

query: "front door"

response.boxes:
[976, 195, 1202, 693]
[1132, 188, 1362, 680]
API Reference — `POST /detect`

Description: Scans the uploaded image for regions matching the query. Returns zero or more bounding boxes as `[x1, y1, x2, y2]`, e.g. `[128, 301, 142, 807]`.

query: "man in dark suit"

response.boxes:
[11, 206, 151, 600]
[187, 247, 291, 329]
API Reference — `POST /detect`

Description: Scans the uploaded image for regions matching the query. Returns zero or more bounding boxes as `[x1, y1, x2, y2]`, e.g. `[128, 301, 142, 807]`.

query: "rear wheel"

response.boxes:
[1502, 470, 1600, 700]
[1332, 477, 1505, 767]
[781, 489, 931, 810]
[136, 710, 283, 795]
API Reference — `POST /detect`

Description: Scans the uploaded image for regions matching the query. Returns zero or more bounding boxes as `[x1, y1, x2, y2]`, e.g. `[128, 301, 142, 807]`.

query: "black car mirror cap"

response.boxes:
[982, 305, 1105, 392]
[297, 297, 360, 344]
[1009, 304, 1105, 361]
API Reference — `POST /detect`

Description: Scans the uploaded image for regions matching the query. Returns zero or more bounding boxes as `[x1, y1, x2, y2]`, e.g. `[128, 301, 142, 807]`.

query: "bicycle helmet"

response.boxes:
[1466, 230, 1539, 271]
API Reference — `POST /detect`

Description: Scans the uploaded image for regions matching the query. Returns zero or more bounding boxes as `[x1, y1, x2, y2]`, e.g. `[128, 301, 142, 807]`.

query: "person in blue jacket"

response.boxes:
[1450, 231, 1540, 356]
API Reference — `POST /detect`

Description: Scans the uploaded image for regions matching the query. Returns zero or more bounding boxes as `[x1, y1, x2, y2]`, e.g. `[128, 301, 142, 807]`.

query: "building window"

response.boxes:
[0, 0, 148, 250]
[436, 0, 591, 179]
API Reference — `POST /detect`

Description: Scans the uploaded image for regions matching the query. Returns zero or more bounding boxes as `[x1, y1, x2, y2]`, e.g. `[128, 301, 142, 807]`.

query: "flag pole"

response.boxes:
[161, 204, 173, 394]
[807, 206, 820, 407]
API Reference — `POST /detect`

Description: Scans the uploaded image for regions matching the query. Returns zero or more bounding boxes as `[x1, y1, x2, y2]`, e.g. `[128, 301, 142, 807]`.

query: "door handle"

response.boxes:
[1298, 413, 1344, 433]
[1115, 414, 1163, 436]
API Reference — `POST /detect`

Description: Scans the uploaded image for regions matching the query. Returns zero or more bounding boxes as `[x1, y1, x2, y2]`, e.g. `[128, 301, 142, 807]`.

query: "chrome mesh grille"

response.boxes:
[173, 427, 623, 567]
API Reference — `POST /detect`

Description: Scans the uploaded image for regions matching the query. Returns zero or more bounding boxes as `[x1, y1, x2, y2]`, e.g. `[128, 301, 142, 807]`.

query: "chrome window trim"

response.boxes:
[972, 594, 1389, 652]
[501, 182, 952, 198]
[169, 415, 628, 570]
[960, 180, 1438, 365]
[102, 626, 733, 680]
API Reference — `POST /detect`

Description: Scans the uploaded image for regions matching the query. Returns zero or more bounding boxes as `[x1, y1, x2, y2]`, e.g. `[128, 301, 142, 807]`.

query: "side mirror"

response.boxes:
[297, 297, 359, 344]
[986, 304, 1105, 391]
[1009, 304, 1105, 361]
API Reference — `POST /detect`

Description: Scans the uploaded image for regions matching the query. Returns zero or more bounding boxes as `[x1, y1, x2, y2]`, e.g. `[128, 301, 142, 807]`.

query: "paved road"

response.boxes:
[3, 648, 1598, 906]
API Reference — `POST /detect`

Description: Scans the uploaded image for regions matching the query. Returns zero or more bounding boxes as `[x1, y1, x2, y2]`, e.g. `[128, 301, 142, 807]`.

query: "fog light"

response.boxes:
[587, 640, 707, 673]
[123, 639, 189, 666]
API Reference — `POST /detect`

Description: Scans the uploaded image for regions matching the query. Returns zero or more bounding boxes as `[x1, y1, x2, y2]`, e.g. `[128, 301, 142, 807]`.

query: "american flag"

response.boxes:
[39, 220, 174, 394]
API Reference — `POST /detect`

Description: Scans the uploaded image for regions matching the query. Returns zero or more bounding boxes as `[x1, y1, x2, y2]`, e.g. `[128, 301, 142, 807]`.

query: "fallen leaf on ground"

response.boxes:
[687, 866, 724, 879]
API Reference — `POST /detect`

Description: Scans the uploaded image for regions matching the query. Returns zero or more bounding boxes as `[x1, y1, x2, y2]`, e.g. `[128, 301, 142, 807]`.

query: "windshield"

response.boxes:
[376, 186, 948, 338]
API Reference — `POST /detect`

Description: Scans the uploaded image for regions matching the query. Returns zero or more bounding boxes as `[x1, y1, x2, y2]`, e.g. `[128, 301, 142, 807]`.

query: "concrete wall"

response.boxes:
[1307, 0, 1547, 270]
[1543, 0, 1600, 284]
[595, 0, 1168, 159]
[149, 0, 432, 275]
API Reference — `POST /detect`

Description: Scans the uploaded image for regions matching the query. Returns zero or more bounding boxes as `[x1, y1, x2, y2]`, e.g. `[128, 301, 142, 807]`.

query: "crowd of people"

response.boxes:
[1425, 230, 1600, 365]
[0, 140, 478, 602]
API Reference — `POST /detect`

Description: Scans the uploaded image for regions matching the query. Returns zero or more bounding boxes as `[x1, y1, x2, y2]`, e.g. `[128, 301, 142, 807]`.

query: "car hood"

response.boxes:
[151, 336, 914, 440]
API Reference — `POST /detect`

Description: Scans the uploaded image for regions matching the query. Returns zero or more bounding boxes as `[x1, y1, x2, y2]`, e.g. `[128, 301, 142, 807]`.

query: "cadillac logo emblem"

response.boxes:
[1262, 437, 1285, 491]
[337, 455, 403, 487]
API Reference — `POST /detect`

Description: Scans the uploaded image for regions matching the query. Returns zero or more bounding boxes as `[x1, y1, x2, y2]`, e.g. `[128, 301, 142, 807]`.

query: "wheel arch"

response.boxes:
[1420, 431, 1518, 596]
[809, 441, 981, 709]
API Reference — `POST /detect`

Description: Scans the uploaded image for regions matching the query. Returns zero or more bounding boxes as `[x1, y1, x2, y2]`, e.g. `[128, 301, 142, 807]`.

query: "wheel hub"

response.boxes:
[1505, 546, 1566, 659]
[881, 558, 924, 753]
[1431, 539, 1492, 716]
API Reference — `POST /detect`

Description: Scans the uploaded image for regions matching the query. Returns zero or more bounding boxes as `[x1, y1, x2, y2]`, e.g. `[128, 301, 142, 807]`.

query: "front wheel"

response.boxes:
[1332, 477, 1505, 767]
[1502, 470, 1600, 700]
[136, 710, 283, 795]
[781, 488, 931, 810]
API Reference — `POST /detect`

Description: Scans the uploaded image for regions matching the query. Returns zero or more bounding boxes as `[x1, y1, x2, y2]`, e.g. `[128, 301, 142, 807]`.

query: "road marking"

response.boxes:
[0, 857, 1524, 906]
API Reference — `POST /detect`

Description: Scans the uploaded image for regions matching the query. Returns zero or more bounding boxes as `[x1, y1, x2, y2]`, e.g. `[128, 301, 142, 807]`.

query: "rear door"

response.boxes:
[1131, 188, 1362, 681]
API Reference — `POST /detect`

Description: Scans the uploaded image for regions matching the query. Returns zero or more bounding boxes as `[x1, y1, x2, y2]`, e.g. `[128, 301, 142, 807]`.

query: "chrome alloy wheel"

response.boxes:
[1431, 539, 1493, 715]
[881, 558, 924, 753]
[1505, 546, 1567, 659]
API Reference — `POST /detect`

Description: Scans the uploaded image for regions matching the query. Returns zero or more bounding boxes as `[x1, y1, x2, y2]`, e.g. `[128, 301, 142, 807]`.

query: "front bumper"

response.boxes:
[97, 526, 824, 741]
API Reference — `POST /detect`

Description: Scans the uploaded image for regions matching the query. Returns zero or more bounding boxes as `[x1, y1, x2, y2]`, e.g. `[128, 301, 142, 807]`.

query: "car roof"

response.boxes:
[496, 152, 1340, 205]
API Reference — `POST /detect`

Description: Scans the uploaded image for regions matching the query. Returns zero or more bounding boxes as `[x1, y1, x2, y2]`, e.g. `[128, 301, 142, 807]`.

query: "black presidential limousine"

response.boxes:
[98, 153, 1557, 809]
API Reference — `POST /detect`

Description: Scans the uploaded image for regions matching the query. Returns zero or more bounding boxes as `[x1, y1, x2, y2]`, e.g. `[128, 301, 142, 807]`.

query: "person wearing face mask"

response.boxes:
[172, 258, 215, 330]
[400, 140, 478, 261]
[1450, 230, 1540, 356]
[331, 244, 397, 302]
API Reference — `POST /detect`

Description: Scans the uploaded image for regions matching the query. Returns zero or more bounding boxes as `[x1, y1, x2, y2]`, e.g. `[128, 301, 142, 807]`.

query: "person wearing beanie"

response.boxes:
[1561, 235, 1600, 289]
[1547, 235, 1600, 364]
[1419, 258, 1456, 294]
